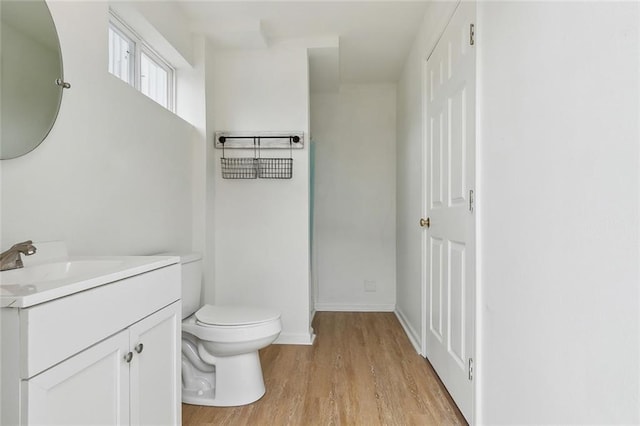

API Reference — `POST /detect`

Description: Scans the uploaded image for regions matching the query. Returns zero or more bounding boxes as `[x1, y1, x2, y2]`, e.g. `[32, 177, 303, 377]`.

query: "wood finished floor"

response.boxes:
[182, 312, 466, 425]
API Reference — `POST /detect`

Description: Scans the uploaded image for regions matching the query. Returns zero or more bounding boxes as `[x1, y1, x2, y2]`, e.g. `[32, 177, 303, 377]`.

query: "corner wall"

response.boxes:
[311, 84, 397, 312]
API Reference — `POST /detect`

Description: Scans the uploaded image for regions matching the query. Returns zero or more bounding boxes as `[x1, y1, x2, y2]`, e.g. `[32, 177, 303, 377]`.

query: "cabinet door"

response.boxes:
[24, 330, 130, 425]
[129, 302, 181, 426]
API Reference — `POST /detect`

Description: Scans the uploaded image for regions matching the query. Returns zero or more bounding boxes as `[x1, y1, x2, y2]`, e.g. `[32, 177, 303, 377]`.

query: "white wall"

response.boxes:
[311, 84, 397, 312]
[398, 1, 639, 423]
[0, 1, 196, 256]
[395, 1, 457, 350]
[175, 34, 210, 302]
[477, 2, 639, 423]
[208, 48, 313, 344]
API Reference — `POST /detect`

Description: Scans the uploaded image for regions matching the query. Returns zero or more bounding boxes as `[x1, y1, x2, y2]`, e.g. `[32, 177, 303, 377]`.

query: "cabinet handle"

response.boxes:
[134, 343, 144, 354]
[124, 352, 133, 363]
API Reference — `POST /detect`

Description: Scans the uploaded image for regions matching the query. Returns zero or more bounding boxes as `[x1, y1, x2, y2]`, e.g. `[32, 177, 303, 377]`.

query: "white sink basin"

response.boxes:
[0, 260, 124, 287]
[0, 256, 179, 308]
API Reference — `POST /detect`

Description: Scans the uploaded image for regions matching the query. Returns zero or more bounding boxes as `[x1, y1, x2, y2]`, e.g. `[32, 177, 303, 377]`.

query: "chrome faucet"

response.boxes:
[0, 241, 37, 272]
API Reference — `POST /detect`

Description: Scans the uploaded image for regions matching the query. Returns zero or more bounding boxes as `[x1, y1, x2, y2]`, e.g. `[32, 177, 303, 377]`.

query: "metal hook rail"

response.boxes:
[214, 131, 304, 149]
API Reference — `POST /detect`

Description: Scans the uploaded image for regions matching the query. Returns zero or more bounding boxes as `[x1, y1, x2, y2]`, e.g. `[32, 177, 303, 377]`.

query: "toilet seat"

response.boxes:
[182, 310, 282, 351]
[195, 305, 280, 327]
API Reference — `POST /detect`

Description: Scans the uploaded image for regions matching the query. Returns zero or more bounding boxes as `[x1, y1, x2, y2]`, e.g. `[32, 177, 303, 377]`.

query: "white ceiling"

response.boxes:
[176, 1, 430, 87]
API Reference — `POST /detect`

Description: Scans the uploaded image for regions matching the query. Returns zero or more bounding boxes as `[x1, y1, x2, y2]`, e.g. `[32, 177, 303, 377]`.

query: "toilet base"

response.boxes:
[182, 388, 216, 406]
[182, 351, 266, 407]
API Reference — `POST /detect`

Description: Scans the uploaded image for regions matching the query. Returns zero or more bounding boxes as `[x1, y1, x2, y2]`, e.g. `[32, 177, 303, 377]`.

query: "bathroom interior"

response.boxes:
[1, 0, 639, 425]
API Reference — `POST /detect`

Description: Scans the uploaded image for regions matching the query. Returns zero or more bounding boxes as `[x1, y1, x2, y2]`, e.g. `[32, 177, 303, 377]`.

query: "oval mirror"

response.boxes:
[1, 0, 64, 160]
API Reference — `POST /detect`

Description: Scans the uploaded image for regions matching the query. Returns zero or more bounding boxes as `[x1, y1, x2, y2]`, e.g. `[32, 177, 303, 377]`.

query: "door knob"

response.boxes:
[134, 343, 144, 354]
[124, 352, 133, 363]
[420, 217, 430, 228]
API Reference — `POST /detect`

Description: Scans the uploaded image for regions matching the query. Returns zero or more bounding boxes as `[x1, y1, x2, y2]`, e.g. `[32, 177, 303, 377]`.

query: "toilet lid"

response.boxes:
[195, 305, 281, 326]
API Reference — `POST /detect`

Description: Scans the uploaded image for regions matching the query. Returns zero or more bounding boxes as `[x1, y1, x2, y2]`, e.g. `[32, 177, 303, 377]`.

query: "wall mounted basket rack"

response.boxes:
[215, 132, 304, 180]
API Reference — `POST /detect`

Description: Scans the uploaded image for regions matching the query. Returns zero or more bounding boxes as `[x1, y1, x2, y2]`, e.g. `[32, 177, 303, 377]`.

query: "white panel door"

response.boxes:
[25, 330, 130, 425]
[423, 1, 476, 422]
[129, 302, 181, 426]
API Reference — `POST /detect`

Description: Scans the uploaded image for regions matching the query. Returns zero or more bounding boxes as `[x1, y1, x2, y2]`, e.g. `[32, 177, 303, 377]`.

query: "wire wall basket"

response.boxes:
[220, 157, 258, 179]
[219, 134, 298, 180]
[258, 158, 293, 179]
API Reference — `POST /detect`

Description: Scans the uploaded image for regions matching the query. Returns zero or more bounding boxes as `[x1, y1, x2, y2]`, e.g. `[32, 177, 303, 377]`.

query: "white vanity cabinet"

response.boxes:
[129, 302, 181, 425]
[24, 327, 131, 425]
[1, 259, 181, 426]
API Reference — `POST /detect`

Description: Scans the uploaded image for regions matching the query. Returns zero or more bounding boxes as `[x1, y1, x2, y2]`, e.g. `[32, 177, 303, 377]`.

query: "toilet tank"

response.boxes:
[161, 252, 202, 319]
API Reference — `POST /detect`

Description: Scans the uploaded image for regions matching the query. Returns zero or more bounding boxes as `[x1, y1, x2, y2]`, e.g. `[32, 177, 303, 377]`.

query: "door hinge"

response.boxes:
[470, 23, 475, 46]
[468, 358, 474, 381]
[469, 189, 474, 212]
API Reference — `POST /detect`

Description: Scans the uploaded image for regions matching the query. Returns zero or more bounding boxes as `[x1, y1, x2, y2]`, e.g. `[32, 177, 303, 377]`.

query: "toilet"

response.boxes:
[175, 253, 282, 407]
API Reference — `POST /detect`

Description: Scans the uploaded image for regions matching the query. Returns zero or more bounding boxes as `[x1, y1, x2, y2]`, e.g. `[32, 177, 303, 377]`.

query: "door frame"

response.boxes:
[420, 1, 479, 423]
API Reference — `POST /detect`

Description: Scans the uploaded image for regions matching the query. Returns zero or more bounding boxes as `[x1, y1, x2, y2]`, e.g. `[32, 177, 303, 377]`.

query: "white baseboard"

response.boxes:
[315, 303, 395, 312]
[274, 331, 315, 345]
[395, 308, 422, 355]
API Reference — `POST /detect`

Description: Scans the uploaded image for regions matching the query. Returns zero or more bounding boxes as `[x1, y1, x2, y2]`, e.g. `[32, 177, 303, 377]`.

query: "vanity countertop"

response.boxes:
[0, 255, 179, 308]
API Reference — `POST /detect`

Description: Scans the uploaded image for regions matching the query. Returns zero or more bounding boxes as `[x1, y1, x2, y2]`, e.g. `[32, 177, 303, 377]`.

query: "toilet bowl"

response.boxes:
[170, 253, 282, 407]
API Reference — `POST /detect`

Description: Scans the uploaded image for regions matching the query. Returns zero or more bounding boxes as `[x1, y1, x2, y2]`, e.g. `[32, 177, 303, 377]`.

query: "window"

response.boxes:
[108, 12, 175, 111]
[108, 24, 134, 84]
[140, 51, 170, 108]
